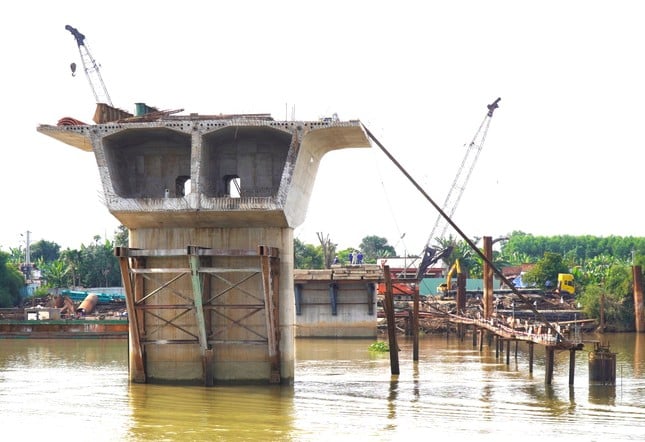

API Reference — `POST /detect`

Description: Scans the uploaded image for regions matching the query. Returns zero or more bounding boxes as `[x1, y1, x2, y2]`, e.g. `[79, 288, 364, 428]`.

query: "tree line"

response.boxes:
[2, 229, 644, 330]
[0, 226, 128, 307]
[297, 231, 645, 331]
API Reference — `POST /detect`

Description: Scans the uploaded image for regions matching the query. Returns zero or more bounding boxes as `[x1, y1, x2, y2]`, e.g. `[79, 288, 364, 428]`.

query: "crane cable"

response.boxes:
[426, 113, 493, 247]
[361, 123, 570, 345]
[365, 125, 409, 254]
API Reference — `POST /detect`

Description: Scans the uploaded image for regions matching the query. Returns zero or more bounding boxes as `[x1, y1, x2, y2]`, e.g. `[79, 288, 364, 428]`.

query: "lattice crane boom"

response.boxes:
[65, 25, 113, 106]
[426, 97, 500, 247]
[414, 98, 500, 280]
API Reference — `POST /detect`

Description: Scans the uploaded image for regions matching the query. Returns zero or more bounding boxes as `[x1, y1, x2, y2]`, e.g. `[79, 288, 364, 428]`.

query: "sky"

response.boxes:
[1, 0, 643, 257]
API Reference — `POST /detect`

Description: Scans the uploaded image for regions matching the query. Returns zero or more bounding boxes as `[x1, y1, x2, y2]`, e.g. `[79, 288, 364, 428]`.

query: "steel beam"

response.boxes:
[260, 246, 281, 384]
[115, 247, 146, 383]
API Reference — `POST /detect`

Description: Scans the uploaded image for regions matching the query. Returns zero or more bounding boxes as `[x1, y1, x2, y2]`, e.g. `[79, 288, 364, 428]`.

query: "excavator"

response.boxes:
[437, 259, 462, 296]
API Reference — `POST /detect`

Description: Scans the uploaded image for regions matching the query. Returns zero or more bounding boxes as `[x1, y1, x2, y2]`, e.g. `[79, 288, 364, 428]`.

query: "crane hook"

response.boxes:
[70, 62, 77, 77]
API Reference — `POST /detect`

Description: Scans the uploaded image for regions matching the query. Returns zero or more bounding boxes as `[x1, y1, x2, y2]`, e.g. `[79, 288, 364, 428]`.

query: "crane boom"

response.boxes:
[426, 97, 500, 247]
[414, 98, 500, 280]
[65, 25, 113, 106]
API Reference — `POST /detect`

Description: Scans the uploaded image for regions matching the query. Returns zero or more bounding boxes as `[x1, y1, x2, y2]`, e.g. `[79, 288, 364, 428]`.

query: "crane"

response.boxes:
[415, 97, 501, 279]
[65, 25, 113, 106]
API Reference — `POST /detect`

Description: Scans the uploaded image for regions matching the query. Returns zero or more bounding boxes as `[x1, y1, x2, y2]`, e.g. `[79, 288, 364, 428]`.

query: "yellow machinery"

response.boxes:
[556, 273, 575, 295]
[438, 259, 462, 294]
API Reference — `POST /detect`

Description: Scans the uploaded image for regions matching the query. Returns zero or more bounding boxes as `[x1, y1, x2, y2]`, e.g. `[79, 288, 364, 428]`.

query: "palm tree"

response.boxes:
[40, 259, 71, 294]
[61, 249, 82, 287]
[8, 247, 23, 266]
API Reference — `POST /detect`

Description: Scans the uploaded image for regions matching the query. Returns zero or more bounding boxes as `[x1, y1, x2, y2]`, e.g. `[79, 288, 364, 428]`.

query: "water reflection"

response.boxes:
[0, 334, 643, 440]
[635, 332, 643, 377]
[127, 384, 295, 441]
[412, 362, 420, 400]
[588, 384, 616, 406]
[387, 376, 398, 423]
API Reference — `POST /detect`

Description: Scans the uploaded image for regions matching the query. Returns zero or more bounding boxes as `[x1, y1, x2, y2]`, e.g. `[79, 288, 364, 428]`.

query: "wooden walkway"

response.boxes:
[447, 314, 584, 351]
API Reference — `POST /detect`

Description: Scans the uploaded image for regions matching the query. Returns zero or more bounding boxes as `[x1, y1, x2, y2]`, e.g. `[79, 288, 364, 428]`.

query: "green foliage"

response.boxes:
[32, 286, 50, 298]
[359, 235, 396, 263]
[502, 231, 645, 263]
[498, 232, 638, 329]
[605, 264, 632, 299]
[29, 240, 61, 263]
[602, 264, 634, 328]
[7, 247, 23, 266]
[60, 248, 82, 287]
[40, 259, 72, 289]
[468, 248, 511, 279]
[76, 236, 121, 287]
[435, 237, 509, 279]
[294, 238, 324, 269]
[435, 236, 461, 267]
[577, 271, 634, 331]
[577, 284, 602, 318]
[581, 255, 623, 285]
[499, 250, 536, 266]
[4, 227, 643, 331]
[442, 237, 475, 277]
[336, 248, 354, 266]
[522, 252, 569, 290]
[0, 251, 24, 307]
[368, 341, 389, 352]
[113, 225, 129, 248]
[294, 233, 395, 268]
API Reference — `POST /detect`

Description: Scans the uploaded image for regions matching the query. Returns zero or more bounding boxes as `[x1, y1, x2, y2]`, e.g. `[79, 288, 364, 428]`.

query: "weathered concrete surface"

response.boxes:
[294, 266, 381, 338]
[38, 112, 370, 384]
[39, 118, 369, 229]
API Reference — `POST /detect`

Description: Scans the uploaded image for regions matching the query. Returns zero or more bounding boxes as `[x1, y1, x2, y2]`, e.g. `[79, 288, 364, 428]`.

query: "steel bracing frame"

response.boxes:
[115, 245, 281, 386]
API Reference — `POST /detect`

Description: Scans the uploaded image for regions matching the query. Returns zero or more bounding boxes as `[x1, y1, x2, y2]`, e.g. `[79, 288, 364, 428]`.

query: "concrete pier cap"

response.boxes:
[38, 114, 370, 229]
[38, 110, 371, 385]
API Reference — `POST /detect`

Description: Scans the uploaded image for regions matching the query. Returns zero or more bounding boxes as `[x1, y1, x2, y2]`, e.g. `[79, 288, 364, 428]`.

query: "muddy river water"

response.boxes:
[0, 333, 643, 441]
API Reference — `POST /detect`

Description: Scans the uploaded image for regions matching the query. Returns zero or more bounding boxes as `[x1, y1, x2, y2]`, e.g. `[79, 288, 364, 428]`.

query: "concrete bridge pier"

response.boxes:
[38, 112, 370, 385]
